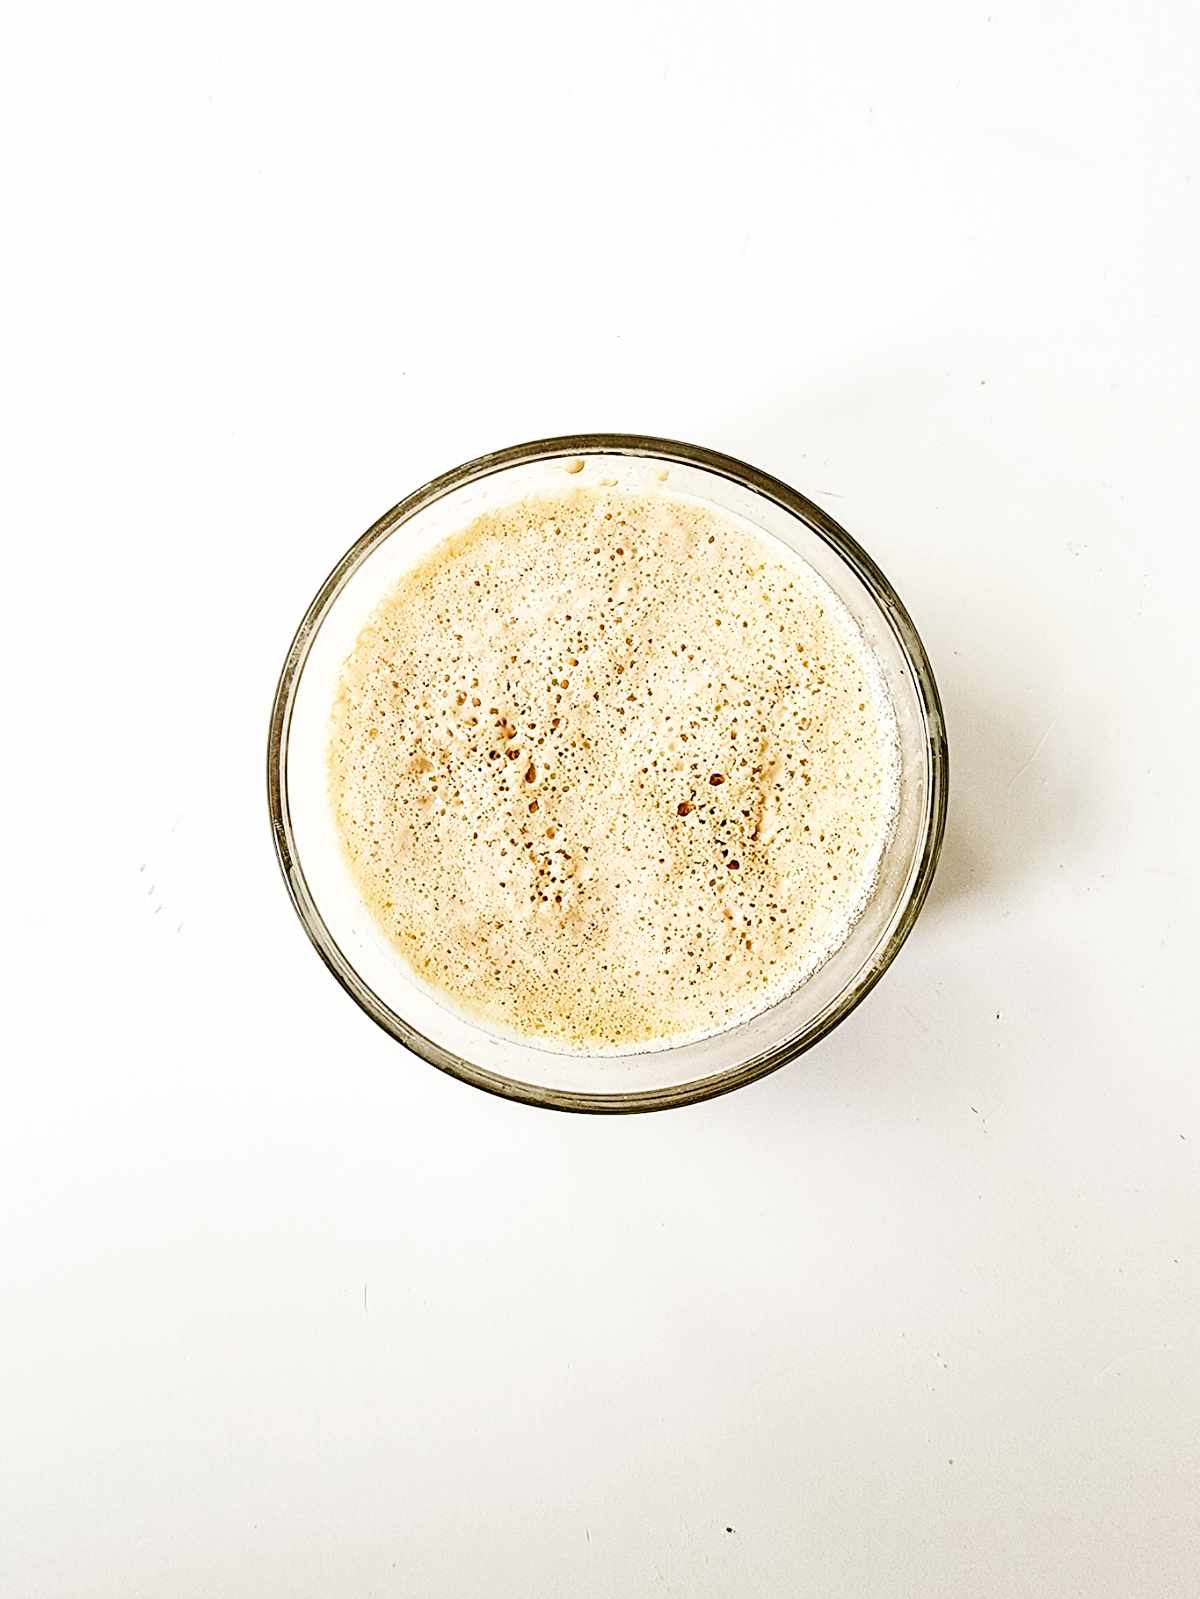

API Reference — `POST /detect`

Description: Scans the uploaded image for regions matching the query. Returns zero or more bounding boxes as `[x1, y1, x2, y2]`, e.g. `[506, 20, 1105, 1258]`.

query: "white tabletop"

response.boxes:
[5, 3, 1199, 1594]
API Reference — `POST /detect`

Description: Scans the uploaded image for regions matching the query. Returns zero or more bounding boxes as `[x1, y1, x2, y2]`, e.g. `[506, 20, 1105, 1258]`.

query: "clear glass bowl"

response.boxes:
[267, 435, 947, 1112]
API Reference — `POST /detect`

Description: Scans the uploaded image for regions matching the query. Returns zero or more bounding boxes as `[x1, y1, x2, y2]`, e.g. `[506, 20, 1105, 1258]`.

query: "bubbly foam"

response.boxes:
[329, 485, 899, 1051]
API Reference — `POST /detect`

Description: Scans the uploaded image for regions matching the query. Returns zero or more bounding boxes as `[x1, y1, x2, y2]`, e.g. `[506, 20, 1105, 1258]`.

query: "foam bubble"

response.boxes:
[329, 486, 899, 1050]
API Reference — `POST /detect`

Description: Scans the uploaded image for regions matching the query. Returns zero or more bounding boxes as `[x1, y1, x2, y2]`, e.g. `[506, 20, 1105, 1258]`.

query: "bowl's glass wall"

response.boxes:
[275, 440, 944, 1108]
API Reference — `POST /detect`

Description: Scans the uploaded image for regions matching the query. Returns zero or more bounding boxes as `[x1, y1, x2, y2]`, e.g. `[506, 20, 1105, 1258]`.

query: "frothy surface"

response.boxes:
[330, 486, 898, 1050]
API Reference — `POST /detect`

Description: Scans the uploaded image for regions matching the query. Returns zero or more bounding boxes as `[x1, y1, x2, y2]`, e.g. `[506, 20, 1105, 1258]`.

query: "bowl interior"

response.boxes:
[273, 438, 945, 1110]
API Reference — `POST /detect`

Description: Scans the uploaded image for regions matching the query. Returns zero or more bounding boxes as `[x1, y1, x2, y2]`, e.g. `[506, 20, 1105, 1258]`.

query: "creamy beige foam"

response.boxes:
[329, 485, 899, 1050]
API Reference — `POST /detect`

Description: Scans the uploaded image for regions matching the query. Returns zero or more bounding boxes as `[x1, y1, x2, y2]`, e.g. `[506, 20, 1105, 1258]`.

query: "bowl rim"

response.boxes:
[267, 433, 948, 1113]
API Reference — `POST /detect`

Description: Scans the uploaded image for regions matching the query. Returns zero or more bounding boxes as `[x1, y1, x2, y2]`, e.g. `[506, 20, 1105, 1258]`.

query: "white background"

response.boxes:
[4, 3, 1198, 1594]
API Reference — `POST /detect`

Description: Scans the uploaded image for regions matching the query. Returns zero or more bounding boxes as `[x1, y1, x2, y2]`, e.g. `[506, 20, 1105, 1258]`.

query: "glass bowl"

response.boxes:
[267, 435, 947, 1112]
